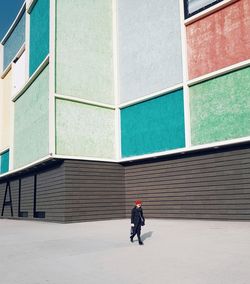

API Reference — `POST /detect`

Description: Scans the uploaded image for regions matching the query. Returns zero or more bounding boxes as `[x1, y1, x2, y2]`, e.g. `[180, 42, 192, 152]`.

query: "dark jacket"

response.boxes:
[131, 206, 145, 227]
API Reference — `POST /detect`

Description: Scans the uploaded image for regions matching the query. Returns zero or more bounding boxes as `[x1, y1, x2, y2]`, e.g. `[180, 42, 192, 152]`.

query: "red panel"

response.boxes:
[186, 0, 250, 79]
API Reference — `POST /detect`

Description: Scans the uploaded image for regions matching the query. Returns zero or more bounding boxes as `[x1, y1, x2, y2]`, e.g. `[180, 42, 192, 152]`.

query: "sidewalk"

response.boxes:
[0, 218, 250, 284]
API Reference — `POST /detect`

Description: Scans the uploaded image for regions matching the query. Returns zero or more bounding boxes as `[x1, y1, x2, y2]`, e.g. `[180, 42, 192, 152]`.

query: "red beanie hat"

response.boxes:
[135, 200, 142, 205]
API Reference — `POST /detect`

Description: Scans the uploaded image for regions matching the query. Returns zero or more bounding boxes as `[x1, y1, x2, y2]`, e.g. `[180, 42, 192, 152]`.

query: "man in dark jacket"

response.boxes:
[130, 200, 145, 245]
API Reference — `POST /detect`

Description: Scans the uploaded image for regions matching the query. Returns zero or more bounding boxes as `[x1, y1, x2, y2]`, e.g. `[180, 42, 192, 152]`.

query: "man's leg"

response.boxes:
[130, 226, 136, 242]
[137, 225, 143, 245]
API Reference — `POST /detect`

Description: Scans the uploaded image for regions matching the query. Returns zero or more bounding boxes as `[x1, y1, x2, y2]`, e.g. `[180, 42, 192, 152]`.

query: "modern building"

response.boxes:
[0, 0, 250, 223]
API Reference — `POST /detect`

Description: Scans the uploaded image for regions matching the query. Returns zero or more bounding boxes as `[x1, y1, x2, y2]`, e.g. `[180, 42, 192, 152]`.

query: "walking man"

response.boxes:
[130, 200, 145, 245]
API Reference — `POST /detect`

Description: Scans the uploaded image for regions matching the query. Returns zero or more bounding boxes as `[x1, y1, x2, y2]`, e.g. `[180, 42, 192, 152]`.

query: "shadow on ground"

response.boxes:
[141, 231, 153, 241]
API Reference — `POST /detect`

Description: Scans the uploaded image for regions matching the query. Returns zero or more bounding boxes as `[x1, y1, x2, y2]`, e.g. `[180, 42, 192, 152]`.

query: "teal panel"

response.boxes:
[14, 65, 49, 168]
[0, 150, 9, 174]
[3, 12, 25, 70]
[29, 0, 49, 76]
[56, 99, 115, 159]
[56, 0, 114, 104]
[121, 90, 185, 157]
[190, 67, 250, 145]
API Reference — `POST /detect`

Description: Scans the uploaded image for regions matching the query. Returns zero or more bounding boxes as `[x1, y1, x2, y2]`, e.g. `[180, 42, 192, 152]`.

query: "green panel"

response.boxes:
[0, 150, 9, 174]
[190, 67, 250, 145]
[56, 99, 115, 159]
[121, 90, 185, 157]
[29, 0, 50, 76]
[14, 66, 49, 168]
[55, 0, 114, 104]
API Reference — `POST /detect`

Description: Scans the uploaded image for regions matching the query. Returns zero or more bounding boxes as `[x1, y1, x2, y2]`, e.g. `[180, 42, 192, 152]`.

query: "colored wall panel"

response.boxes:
[3, 12, 25, 70]
[121, 90, 185, 157]
[14, 66, 49, 168]
[190, 67, 250, 146]
[29, 0, 49, 76]
[56, 99, 115, 159]
[0, 80, 2, 150]
[118, 0, 183, 103]
[0, 70, 12, 152]
[56, 0, 114, 105]
[12, 51, 26, 95]
[0, 150, 9, 174]
[187, 0, 250, 79]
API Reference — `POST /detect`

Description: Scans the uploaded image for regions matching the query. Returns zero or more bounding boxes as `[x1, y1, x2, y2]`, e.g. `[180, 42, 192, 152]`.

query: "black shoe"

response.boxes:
[130, 236, 134, 243]
[139, 240, 144, 245]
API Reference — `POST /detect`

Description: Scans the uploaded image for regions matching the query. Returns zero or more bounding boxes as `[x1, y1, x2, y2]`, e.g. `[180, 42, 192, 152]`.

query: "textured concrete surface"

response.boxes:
[190, 66, 250, 146]
[56, 99, 115, 159]
[0, 218, 250, 284]
[14, 65, 49, 169]
[186, 0, 250, 79]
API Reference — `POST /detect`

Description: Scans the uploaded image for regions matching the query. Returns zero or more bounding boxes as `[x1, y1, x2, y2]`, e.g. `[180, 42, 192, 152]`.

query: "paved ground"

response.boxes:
[0, 218, 250, 284]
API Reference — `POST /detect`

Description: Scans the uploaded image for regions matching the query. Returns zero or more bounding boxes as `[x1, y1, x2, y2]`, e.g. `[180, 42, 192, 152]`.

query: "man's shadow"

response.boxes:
[141, 231, 153, 241]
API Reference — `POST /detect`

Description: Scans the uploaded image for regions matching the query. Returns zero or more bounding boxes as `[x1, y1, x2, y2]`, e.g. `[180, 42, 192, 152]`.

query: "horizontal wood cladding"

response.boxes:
[0, 161, 66, 223]
[1, 143, 250, 223]
[124, 144, 250, 221]
[64, 160, 125, 223]
[0, 159, 125, 223]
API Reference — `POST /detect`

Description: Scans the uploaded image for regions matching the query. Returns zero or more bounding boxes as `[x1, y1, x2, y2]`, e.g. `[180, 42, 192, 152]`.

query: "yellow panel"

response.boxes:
[0, 69, 12, 152]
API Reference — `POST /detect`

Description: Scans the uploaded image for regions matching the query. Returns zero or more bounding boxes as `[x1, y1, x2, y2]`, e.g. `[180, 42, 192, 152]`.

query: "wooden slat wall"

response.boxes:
[124, 145, 250, 220]
[0, 180, 19, 217]
[19, 176, 34, 217]
[36, 163, 66, 222]
[64, 160, 125, 222]
[0, 162, 66, 222]
[1, 144, 250, 223]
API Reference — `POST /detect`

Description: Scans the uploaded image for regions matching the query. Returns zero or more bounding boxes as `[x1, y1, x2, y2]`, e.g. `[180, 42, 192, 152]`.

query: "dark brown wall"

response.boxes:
[0, 161, 66, 222]
[124, 145, 250, 220]
[64, 160, 125, 222]
[0, 160, 126, 223]
[36, 163, 66, 222]
[1, 144, 250, 223]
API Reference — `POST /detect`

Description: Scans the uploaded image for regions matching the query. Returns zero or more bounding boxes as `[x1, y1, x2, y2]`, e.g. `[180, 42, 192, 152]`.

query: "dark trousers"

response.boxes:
[131, 224, 142, 240]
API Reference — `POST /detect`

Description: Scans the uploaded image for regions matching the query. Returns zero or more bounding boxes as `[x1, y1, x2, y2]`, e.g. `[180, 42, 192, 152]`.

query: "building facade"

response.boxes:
[0, 0, 250, 222]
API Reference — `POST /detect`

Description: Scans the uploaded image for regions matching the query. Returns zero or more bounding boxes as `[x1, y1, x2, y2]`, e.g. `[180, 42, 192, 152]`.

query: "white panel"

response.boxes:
[0, 44, 3, 73]
[12, 51, 26, 95]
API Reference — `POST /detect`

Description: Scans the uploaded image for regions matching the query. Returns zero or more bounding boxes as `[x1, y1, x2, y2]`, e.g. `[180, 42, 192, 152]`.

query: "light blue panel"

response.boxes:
[118, 0, 183, 103]
[29, 0, 50, 76]
[0, 150, 9, 174]
[121, 90, 185, 157]
[3, 12, 25, 70]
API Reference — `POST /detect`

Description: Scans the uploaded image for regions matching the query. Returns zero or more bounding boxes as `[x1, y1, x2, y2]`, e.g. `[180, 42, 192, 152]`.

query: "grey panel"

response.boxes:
[118, 0, 183, 103]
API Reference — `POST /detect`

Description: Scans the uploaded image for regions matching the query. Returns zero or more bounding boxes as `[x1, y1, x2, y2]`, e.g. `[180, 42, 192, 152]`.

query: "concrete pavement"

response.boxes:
[0, 218, 250, 284]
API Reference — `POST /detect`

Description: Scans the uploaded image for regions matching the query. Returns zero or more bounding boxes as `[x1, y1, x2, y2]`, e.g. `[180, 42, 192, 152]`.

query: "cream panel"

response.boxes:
[0, 70, 12, 152]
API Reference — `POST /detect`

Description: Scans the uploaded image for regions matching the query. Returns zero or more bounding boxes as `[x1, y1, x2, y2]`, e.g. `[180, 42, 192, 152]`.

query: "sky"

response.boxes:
[0, 0, 25, 41]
